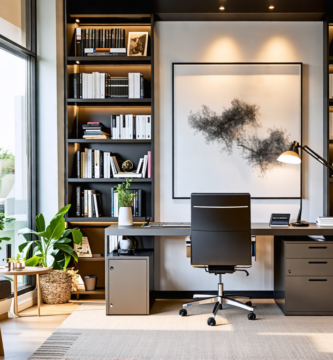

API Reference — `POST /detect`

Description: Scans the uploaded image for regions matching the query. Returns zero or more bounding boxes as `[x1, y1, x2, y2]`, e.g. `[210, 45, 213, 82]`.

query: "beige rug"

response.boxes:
[29, 299, 333, 360]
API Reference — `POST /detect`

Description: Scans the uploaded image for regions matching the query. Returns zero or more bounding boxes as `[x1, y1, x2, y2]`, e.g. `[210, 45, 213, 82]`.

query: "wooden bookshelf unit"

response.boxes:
[64, 2, 155, 299]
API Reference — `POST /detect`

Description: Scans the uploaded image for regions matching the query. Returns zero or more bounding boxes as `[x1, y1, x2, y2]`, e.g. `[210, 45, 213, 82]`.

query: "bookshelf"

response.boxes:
[64, 2, 155, 298]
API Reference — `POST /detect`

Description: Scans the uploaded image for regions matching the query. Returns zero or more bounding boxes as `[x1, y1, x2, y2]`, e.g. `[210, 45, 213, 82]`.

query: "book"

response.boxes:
[142, 154, 148, 178]
[146, 116, 151, 139]
[137, 158, 144, 174]
[76, 150, 81, 178]
[113, 172, 143, 178]
[74, 236, 92, 257]
[75, 28, 81, 56]
[76, 186, 81, 216]
[148, 151, 152, 178]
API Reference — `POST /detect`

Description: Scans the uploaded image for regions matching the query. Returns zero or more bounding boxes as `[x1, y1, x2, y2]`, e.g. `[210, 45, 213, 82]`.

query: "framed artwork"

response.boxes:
[172, 63, 302, 199]
[127, 32, 148, 56]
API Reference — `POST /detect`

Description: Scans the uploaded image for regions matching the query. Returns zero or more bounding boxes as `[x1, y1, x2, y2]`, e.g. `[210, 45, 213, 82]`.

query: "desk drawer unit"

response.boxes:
[274, 239, 333, 315]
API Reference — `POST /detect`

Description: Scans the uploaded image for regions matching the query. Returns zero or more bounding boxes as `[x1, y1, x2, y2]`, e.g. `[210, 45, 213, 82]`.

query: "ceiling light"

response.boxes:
[75, 19, 80, 23]
[219, 6, 225, 10]
[269, 6, 274, 10]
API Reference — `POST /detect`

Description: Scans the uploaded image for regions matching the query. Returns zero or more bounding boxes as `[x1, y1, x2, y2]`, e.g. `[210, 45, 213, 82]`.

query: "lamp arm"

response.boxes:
[300, 145, 333, 171]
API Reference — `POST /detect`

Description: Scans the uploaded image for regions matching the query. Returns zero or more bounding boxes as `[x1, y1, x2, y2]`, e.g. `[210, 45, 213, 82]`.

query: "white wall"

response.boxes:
[36, 0, 64, 222]
[154, 21, 323, 291]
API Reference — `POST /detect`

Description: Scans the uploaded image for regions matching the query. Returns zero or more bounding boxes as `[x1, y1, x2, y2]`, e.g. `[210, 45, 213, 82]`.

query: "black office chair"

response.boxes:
[179, 193, 256, 326]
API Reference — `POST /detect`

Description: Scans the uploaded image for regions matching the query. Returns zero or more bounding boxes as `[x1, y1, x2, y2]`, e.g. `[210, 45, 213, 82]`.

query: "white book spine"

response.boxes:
[135, 73, 140, 98]
[116, 116, 120, 140]
[95, 150, 100, 178]
[110, 156, 116, 176]
[146, 115, 151, 139]
[142, 154, 148, 178]
[101, 73, 105, 99]
[114, 193, 118, 217]
[87, 149, 91, 178]
[137, 158, 143, 174]
[103, 152, 108, 178]
[141, 116, 146, 139]
[88, 190, 92, 217]
[129, 114, 133, 139]
[93, 194, 99, 218]
[83, 150, 88, 178]
[87, 74, 93, 99]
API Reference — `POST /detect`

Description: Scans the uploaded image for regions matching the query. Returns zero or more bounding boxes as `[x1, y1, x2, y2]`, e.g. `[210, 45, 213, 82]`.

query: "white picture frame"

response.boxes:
[127, 32, 148, 56]
[172, 63, 302, 199]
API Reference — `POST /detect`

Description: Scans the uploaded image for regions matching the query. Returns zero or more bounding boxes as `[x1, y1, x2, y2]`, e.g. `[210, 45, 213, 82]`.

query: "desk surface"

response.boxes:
[105, 223, 333, 236]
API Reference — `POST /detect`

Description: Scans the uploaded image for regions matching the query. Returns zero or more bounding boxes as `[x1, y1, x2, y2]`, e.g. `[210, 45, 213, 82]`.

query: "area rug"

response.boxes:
[29, 299, 333, 360]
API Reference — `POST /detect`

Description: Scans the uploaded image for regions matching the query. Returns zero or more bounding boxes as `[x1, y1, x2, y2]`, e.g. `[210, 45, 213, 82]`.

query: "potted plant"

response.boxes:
[18, 204, 83, 304]
[4, 254, 26, 271]
[116, 178, 135, 226]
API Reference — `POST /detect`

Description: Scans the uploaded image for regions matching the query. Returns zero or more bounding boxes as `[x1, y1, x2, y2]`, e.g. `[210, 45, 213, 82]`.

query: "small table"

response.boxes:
[0, 266, 52, 317]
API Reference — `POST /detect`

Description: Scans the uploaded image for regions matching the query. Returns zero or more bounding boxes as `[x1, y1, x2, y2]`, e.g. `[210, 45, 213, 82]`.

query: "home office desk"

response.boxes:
[105, 223, 333, 315]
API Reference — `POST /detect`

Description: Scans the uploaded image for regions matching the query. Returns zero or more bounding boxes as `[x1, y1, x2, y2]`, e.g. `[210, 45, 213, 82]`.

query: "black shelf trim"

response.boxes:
[67, 139, 151, 144]
[67, 217, 146, 223]
[67, 178, 152, 183]
[67, 56, 151, 65]
[67, 98, 151, 105]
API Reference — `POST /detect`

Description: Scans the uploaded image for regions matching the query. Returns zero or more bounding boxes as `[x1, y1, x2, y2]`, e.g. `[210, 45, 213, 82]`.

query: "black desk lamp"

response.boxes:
[277, 141, 333, 227]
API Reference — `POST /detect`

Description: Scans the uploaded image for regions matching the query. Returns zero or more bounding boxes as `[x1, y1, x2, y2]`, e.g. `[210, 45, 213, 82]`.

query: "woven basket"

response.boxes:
[40, 270, 72, 304]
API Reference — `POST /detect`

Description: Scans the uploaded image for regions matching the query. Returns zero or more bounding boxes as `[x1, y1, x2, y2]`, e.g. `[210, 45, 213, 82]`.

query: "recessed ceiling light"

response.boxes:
[75, 18, 80, 23]
[269, 5, 274, 10]
[219, 6, 225, 10]
[76, 61, 80, 64]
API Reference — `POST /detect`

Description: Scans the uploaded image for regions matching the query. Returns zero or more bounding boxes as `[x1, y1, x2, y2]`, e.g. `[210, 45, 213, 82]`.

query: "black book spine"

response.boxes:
[135, 190, 138, 217]
[126, 78, 128, 98]
[140, 75, 144, 99]
[76, 150, 81, 178]
[73, 73, 78, 99]
[122, 29, 125, 48]
[96, 29, 99, 48]
[81, 193, 84, 217]
[99, 29, 103, 48]
[92, 29, 95, 49]
[76, 186, 81, 216]
[111, 28, 115, 48]
[105, 29, 109, 48]
[91, 194, 96, 217]
[81, 29, 85, 56]
[91, 150, 95, 178]
[75, 28, 81, 56]
[138, 189, 142, 217]
[102, 29, 105, 48]
[96, 193, 102, 217]
[100, 150, 104, 178]
[89, 29, 92, 48]
[133, 115, 136, 139]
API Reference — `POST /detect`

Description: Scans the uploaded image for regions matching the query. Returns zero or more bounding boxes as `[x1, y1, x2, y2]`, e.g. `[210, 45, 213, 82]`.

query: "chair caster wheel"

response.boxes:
[207, 317, 216, 326]
[179, 309, 187, 316]
[248, 312, 256, 320]
[246, 301, 252, 306]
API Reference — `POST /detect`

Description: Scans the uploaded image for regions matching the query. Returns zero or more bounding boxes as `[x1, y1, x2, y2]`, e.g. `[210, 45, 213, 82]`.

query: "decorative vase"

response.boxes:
[119, 238, 133, 250]
[118, 207, 133, 226]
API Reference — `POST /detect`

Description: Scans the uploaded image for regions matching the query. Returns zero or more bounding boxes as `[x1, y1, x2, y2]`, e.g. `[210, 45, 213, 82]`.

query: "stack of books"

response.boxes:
[83, 122, 110, 139]
[76, 187, 102, 218]
[316, 217, 333, 226]
[110, 114, 151, 139]
[75, 28, 126, 56]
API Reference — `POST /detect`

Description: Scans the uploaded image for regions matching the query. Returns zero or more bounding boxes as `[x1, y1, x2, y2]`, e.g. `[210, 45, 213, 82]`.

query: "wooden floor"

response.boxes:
[0, 300, 104, 360]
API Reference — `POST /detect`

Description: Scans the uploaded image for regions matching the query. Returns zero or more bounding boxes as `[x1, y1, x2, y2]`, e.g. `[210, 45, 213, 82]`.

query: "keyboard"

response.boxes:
[149, 222, 191, 227]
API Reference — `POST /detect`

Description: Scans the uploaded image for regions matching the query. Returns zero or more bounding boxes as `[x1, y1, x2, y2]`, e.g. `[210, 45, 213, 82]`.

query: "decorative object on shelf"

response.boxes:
[74, 236, 92, 257]
[119, 236, 134, 250]
[278, 140, 333, 227]
[172, 63, 302, 199]
[116, 178, 136, 226]
[18, 204, 83, 304]
[83, 275, 98, 291]
[122, 160, 134, 172]
[127, 32, 148, 56]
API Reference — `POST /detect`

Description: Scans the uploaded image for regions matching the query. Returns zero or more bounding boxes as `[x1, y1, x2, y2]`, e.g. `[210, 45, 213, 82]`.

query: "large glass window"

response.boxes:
[0, 0, 35, 293]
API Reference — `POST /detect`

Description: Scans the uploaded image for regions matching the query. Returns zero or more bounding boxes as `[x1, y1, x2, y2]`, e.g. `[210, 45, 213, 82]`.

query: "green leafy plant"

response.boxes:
[3, 253, 26, 263]
[18, 205, 82, 269]
[0, 212, 15, 248]
[0, 148, 15, 173]
[115, 178, 135, 208]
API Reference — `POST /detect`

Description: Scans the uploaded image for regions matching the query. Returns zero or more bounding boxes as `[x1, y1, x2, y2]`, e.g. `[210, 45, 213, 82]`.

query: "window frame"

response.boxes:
[0, 0, 36, 296]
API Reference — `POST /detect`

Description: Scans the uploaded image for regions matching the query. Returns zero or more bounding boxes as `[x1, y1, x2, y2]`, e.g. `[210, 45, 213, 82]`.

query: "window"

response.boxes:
[0, 0, 35, 293]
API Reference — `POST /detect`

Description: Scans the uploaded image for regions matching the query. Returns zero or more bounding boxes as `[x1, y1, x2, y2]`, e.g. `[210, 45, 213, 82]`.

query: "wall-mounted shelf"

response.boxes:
[68, 178, 152, 183]
[67, 139, 151, 144]
[67, 56, 152, 65]
[78, 257, 105, 262]
[67, 98, 151, 105]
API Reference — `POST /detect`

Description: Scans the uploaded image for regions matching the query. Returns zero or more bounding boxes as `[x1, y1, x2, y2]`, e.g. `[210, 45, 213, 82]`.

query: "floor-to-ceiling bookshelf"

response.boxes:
[64, 2, 154, 298]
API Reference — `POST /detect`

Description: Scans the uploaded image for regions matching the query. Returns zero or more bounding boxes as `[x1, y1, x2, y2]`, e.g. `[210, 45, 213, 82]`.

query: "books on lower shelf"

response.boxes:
[76, 187, 103, 217]
[109, 235, 120, 252]
[74, 236, 92, 257]
[111, 114, 151, 139]
[76, 150, 151, 179]
[70, 72, 147, 99]
[111, 188, 142, 217]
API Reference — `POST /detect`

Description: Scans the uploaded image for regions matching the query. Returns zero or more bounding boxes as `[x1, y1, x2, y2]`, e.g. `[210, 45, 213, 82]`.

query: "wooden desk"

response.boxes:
[0, 267, 52, 317]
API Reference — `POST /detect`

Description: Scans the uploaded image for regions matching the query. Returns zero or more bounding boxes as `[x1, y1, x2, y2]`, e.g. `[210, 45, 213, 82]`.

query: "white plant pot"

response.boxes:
[118, 207, 133, 226]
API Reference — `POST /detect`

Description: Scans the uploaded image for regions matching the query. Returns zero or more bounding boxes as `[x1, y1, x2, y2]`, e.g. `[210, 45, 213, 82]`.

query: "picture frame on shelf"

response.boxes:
[127, 32, 148, 56]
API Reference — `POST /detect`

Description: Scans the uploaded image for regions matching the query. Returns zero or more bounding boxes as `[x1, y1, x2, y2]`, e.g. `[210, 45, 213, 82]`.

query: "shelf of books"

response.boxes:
[64, 5, 154, 299]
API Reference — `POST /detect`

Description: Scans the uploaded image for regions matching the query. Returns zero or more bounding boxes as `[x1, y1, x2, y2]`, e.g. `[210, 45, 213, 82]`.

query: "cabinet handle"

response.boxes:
[110, 303, 113, 307]
[110, 266, 114, 270]
[308, 246, 327, 249]
[308, 261, 328, 264]
[309, 279, 327, 281]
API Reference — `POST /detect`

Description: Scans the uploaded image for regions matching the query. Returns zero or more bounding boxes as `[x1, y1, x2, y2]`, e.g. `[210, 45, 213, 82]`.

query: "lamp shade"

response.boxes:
[277, 141, 301, 164]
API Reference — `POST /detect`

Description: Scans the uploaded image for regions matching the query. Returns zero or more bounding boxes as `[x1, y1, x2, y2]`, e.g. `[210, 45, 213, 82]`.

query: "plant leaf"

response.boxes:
[72, 229, 82, 245]
[0, 237, 11, 241]
[46, 215, 65, 241]
[62, 229, 72, 237]
[46, 254, 55, 268]
[18, 241, 33, 253]
[54, 244, 78, 262]
[63, 253, 71, 270]
[35, 214, 45, 232]
[25, 255, 41, 266]
[55, 205, 71, 217]
[53, 237, 72, 244]
[18, 228, 48, 238]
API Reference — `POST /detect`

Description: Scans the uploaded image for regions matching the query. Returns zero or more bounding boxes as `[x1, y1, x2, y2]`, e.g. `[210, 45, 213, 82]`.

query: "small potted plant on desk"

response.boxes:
[116, 178, 135, 227]
[18, 205, 83, 304]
